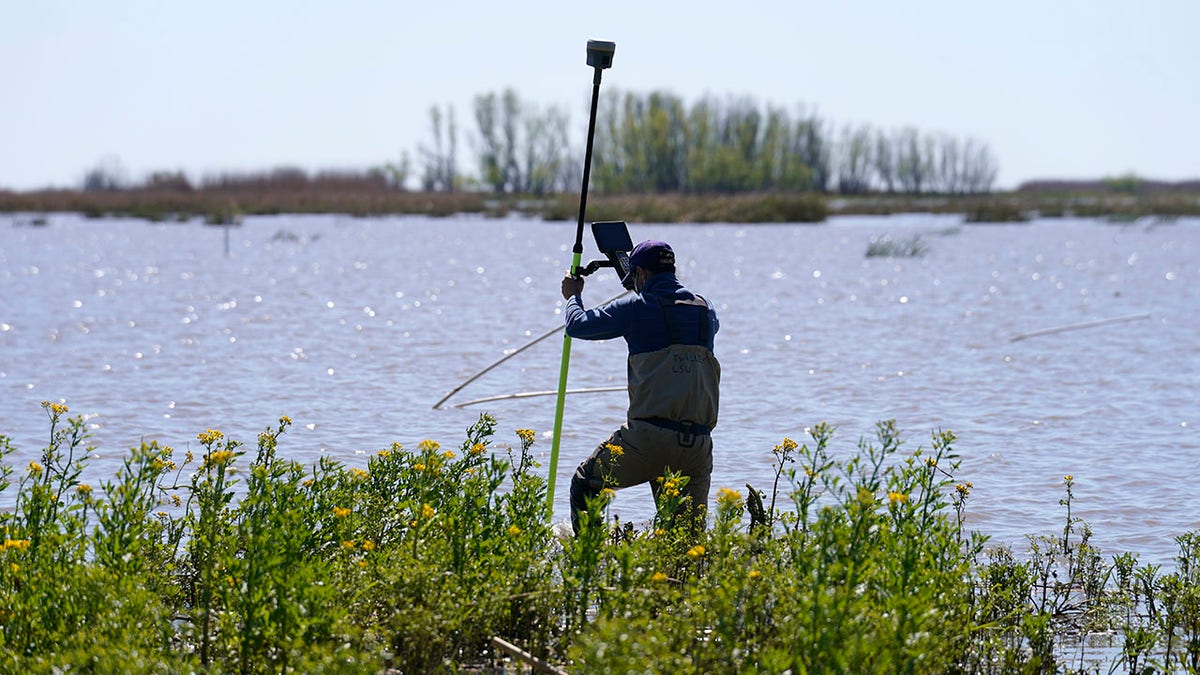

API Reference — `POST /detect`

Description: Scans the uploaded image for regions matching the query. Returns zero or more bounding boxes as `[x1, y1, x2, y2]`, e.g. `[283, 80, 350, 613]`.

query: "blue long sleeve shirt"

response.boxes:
[563, 273, 719, 355]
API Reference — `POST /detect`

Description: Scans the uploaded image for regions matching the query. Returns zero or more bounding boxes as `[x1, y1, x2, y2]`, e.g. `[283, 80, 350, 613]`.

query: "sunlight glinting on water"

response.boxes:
[1, 213, 1197, 563]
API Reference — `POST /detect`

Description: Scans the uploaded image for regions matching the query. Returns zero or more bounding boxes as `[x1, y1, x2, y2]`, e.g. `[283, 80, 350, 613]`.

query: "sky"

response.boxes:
[2, 0, 1197, 191]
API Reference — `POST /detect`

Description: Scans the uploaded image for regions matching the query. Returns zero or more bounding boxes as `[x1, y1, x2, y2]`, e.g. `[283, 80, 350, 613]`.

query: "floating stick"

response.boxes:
[454, 386, 625, 409]
[1009, 312, 1150, 342]
[490, 636, 569, 675]
[432, 291, 628, 409]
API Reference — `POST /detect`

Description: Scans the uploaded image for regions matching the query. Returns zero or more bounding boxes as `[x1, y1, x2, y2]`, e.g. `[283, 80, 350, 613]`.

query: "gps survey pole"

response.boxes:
[547, 39, 615, 519]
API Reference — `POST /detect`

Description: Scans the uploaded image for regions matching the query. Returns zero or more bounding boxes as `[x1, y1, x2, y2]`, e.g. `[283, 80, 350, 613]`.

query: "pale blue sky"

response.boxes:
[2, 0, 1196, 190]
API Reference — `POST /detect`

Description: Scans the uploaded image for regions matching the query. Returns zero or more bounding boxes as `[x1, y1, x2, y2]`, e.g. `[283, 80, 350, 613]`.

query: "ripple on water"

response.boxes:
[1, 215, 1198, 563]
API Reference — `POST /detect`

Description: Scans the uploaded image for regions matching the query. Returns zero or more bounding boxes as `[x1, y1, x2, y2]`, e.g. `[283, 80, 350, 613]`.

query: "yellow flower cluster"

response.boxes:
[716, 487, 743, 508]
[341, 540, 356, 550]
[442, 450, 455, 460]
[421, 504, 436, 519]
[333, 506, 352, 519]
[955, 482, 974, 497]
[804, 467, 819, 479]
[48, 402, 69, 416]
[888, 491, 909, 505]
[208, 450, 235, 467]
[279, 416, 292, 425]
[350, 467, 368, 480]
[686, 545, 705, 559]
[748, 570, 762, 580]
[650, 572, 668, 582]
[469, 442, 486, 456]
[197, 429, 224, 445]
[657, 475, 685, 500]
[418, 439, 440, 452]
[1064, 475, 1074, 483]
[377, 449, 392, 459]
[780, 437, 798, 452]
[76, 484, 92, 496]
[27, 461, 43, 476]
[605, 443, 624, 459]
[507, 525, 522, 536]
[361, 540, 376, 551]
[515, 429, 536, 445]
[3, 539, 32, 551]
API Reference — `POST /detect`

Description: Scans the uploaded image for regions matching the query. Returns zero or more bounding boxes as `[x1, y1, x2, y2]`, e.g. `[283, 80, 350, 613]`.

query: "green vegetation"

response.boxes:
[417, 88, 997, 196]
[865, 233, 930, 258]
[4, 403, 1200, 672]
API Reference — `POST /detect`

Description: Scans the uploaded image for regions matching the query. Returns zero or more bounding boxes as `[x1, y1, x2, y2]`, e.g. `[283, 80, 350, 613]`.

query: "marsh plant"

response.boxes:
[2, 402, 1199, 673]
[865, 232, 929, 258]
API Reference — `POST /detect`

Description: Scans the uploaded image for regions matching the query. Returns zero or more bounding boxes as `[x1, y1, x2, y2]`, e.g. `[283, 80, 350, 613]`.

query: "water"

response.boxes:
[2, 213, 1197, 563]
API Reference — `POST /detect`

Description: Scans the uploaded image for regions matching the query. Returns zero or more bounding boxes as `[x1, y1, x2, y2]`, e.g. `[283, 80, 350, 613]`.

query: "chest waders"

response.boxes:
[626, 294, 721, 447]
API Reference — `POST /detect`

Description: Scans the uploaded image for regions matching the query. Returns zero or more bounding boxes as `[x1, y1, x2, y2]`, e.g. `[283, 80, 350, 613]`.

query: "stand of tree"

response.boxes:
[413, 88, 998, 196]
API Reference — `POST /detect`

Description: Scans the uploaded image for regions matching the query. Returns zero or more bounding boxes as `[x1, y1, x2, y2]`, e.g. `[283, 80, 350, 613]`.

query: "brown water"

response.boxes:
[2, 213, 1196, 563]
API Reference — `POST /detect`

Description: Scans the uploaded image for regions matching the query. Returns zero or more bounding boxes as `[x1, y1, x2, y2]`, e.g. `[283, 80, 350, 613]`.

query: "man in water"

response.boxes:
[560, 240, 721, 534]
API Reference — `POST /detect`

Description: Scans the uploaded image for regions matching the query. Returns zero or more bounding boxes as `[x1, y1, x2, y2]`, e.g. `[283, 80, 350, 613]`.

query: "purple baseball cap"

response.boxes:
[621, 240, 675, 286]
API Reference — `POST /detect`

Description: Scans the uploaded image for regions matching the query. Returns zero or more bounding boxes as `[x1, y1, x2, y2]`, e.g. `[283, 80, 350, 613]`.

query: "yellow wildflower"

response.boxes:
[418, 439, 440, 452]
[302, 478, 314, 487]
[804, 468, 818, 478]
[507, 525, 522, 536]
[208, 450, 234, 466]
[412, 463, 426, 472]
[197, 429, 224, 445]
[4, 540, 31, 551]
[780, 437, 798, 451]
[9, 562, 18, 573]
[357, 560, 368, 568]
[279, 415, 292, 425]
[361, 540, 376, 552]
[716, 487, 743, 508]
[748, 570, 762, 580]
[171, 494, 182, 507]
[185, 451, 194, 464]
[926, 457, 937, 467]
[442, 450, 456, 460]
[605, 443, 624, 459]
[42, 401, 69, 416]
[422, 503, 436, 519]
[650, 572, 668, 582]
[333, 506, 352, 519]
[350, 467, 368, 479]
[377, 449, 392, 458]
[600, 488, 616, 500]
[686, 545, 706, 558]
[888, 491, 908, 505]
[955, 482, 973, 497]
[515, 429, 536, 445]
[76, 483, 93, 496]
[469, 442, 486, 456]
[341, 540, 356, 550]
[27, 461, 42, 476]
[1064, 475, 1073, 483]
[654, 528, 666, 537]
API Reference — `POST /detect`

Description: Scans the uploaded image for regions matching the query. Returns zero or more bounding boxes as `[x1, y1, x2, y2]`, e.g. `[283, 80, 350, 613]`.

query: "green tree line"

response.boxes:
[412, 88, 998, 196]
